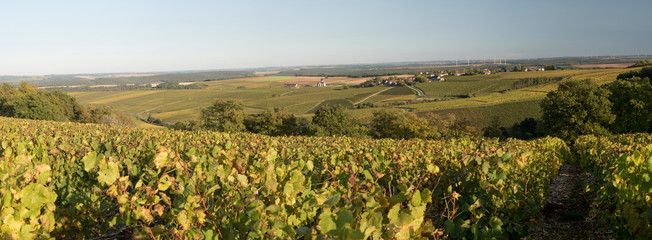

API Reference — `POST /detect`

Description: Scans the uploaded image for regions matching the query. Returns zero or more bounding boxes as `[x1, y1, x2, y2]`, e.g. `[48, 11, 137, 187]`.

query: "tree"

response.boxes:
[311, 105, 367, 137]
[482, 117, 505, 139]
[414, 75, 429, 83]
[540, 79, 615, 141]
[200, 99, 245, 132]
[372, 109, 442, 139]
[504, 118, 543, 140]
[617, 66, 652, 83]
[607, 75, 652, 133]
[244, 109, 302, 136]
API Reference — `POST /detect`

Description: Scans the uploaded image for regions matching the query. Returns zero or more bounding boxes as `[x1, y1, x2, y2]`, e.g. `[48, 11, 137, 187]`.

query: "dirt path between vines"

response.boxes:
[527, 164, 613, 239]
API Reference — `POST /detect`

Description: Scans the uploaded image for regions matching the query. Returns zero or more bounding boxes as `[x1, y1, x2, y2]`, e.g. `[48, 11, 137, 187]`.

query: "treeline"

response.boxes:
[484, 67, 652, 141]
[0, 82, 132, 126]
[156, 82, 207, 89]
[511, 77, 563, 89]
[628, 59, 652, 68]
[169, 100, 476, 140]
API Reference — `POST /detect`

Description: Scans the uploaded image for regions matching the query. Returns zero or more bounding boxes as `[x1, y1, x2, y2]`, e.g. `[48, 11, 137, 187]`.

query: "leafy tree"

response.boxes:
[540, 79, 615, 141]
[482, 117, 505, 139]
[607, 76, 652, 133]
[414, 75, 429, 83]
[244, 109, 303, 136]
[12, 93, 67, 121]
[617, 66, 652, 83]
[372, 109, 441, 139]
[168, 120, 200, 131]
[504, 118, 543, 140]
[79, 105, 133, 126]
[628, 60, 652, 68]
[200, 99, 245, 132]
[311, 105, 368, 137]
[0, 82, 89, 122]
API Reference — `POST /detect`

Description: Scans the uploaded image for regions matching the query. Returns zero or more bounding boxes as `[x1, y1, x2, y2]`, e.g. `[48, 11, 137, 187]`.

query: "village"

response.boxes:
[282, 65, 554, 89]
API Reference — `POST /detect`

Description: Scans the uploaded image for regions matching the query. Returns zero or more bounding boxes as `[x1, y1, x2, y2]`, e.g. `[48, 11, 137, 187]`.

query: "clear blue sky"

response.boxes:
[1, 0, 651, 75]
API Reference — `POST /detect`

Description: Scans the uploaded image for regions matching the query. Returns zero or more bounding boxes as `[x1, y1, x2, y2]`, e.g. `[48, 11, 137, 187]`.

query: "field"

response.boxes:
[574, 63, 635, 68]
[69, 76, 396, 123]
[67, 68, 637, 128]
[422, 100, 543, 128]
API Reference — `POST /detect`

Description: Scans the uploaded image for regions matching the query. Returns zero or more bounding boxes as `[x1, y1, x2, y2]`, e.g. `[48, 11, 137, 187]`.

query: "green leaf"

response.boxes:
[153, 150, 169, 169]
[323, 194, 340, 207]
[178, 210, 190, 230]
[410, 189, 421, 207]
[427, 164, 440, 174]
[319, 210, 336, 234]
[388, 204, 400, 224]
[82, 151, 99, 172]
[21, 183, 54, 211]
[482, 161, 490, 174]
[98, 161, 120, 185]
[336, 209, 353, 228]
[306, 160, 314, 171]
[236, 174, 248, 188]
[502, 152, 512, 162]
[203, 229, 219, 240]
[158, 175, 173, 191]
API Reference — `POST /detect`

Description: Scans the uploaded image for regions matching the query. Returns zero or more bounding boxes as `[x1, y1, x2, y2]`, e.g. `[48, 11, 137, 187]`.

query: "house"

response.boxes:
[480, 69, 491, 75]
[524, 67, 545, 72]
[454, 72, 463, 76]
[429, 75, 445, 82]
[383, 80, 398, 85]
[316, 79, 327, 87]
[284, 83, 300, 88]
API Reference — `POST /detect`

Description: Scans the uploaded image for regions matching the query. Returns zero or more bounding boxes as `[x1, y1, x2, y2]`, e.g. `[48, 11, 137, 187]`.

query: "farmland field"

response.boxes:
[68, 68, 637, 128]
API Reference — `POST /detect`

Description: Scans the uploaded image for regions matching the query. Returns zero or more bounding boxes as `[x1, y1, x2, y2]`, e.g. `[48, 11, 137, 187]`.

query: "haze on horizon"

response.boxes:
[1, 0, 651, 76]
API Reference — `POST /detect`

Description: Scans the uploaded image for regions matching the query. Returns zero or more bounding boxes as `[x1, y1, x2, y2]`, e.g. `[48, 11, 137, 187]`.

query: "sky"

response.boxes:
[1, 0, 651, 75]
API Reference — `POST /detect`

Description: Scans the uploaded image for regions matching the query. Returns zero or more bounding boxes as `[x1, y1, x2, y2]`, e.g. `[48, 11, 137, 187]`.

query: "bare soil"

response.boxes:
[526, 164, 613, 239]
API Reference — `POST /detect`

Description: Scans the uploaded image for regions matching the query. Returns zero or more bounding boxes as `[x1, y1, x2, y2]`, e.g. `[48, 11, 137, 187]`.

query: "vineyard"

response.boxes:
[0, 117, 650, 239]
[575, 133, 652, 238]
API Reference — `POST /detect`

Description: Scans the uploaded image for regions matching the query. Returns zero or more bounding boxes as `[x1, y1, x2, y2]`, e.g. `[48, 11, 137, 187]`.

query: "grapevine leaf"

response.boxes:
[82, 152, 99, 172]
[318, 210, 336, 234]
[98, 161, 120, 185]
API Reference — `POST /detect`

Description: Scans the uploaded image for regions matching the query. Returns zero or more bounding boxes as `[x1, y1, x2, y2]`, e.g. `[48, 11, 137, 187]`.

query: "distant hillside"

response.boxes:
[4, 71, 256, 87]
